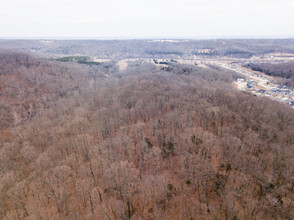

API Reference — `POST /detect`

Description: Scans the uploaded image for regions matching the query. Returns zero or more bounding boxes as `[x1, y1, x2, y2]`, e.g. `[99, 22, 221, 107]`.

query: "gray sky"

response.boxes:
[1, 0, 294, 39]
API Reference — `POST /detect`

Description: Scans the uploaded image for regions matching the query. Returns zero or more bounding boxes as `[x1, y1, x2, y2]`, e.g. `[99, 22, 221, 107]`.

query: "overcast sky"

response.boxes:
[1, 0, 294, 39]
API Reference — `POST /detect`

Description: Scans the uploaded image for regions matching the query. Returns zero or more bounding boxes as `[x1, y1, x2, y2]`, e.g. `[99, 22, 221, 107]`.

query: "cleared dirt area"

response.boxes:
[117, 58, 139, 71]
[93, 58, 111, 63]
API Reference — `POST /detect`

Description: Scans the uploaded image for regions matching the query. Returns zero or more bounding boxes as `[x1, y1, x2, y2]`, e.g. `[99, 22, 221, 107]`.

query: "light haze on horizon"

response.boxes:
[1, 0, 294, 39]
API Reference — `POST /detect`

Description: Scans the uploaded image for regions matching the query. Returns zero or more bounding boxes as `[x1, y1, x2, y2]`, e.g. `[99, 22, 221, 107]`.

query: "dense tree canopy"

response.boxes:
[0, 51, 294, 219]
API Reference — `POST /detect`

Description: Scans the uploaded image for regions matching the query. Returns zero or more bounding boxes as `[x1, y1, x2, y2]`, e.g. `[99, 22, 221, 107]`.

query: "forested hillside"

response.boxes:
[0, 52, 293, 219]
[2, 39, 294, 59]
[244, 61, 294, 87]
[0, 51, 114, 131]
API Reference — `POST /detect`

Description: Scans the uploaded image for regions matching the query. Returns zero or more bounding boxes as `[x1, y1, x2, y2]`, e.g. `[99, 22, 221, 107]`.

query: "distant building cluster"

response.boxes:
[231, 64, 294, 108]
[247, 80, 258, 89]
[286, 100, 294, 106]
[197, 49, 214, 54]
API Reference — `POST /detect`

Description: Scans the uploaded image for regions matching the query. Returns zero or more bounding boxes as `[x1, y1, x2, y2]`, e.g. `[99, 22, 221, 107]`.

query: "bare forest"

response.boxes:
[0, 40, 294, 220]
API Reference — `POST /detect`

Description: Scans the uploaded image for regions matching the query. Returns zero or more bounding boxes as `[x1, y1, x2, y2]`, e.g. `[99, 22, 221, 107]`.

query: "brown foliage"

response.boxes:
[0, 52, 294, 219]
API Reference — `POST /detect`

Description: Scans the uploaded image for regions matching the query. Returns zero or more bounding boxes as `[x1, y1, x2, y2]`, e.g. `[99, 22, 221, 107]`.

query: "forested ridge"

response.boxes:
[2, 39, 294, 59]
[0, 52, 294, 219]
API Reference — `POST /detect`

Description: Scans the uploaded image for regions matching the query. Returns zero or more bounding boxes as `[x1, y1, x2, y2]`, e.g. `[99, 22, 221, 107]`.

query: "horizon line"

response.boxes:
[1, 35, 294, 41]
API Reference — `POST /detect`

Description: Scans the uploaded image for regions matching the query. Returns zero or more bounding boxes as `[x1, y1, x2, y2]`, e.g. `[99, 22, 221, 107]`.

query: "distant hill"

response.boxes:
[2, 39, 294, 59]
